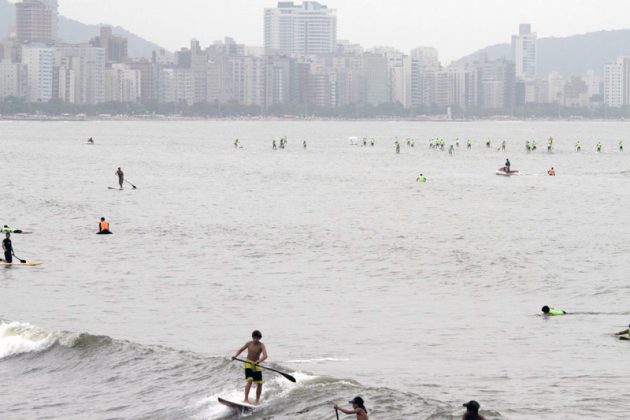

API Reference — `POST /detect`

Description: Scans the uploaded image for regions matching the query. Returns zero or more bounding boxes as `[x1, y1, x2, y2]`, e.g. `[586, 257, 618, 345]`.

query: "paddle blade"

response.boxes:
[281, 372, 296, 383]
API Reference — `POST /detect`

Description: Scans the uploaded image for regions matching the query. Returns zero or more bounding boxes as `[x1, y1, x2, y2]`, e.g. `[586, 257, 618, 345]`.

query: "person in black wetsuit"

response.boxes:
[2, 232, 13, 263]
[115, 167, 124, 189]
[505, 158, 511, 172]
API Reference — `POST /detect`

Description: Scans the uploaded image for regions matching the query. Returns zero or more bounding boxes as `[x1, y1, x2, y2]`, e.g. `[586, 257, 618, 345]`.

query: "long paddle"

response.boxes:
[125, 180, 137, 189]
[335, 407, 340, 420]
[11, 252, 27, 264]
[233, 357, 296, 383]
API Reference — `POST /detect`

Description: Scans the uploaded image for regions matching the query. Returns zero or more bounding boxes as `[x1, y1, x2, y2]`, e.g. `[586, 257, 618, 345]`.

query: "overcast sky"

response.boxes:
[54, 0, 630, 62]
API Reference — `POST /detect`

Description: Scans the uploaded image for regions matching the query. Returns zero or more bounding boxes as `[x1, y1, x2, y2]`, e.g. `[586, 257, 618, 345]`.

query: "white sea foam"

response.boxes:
[286, 357, 349, 364]
[0, 321, 59, 359]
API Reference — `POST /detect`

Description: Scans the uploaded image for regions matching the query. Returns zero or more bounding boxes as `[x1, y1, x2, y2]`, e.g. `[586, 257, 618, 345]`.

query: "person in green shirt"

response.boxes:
[416, 174, 427, 183]
[1, 225, 24, 234]
[542, 305, 566, 316]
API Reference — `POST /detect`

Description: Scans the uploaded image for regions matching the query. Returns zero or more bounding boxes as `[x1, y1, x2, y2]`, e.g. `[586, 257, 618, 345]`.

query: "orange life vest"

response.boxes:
[548, 169, 555, 176]
[100, 221, 109, 231]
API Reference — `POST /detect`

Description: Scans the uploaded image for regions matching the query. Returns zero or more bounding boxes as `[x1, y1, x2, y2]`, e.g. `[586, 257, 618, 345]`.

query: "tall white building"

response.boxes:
[546, 72, 566, 104]
[158, 67, 193, 104]
[603, 61, 623, 108]
[512, 24, 537, 81]
[264, 2, 337, 56]
[21, 43, 53, 102]
[54, 44, 105, 104]
[230, 55, 265, 107]
[410, 47, 440, 108]
[105, 63, 141, 103]
[389, 54, 412, 108]
[0, 60, 28, 98]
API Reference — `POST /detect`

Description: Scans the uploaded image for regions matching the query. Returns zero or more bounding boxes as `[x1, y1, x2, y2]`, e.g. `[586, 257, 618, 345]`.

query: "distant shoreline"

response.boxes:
[1, 115, 628, 123]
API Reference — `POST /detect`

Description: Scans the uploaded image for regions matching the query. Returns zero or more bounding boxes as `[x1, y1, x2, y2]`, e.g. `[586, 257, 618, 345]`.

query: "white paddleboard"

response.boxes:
[1, 261, 44, 267]
[218, 397, 257, 412]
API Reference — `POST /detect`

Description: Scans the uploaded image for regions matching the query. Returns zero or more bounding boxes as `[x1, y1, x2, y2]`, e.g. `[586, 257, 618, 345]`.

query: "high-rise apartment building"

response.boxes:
[15, 0, 58, 44]
[411, 47, 440, 108]
[21, 43, 53, 102]
[0, 60, 28, 98]
[105, 63, 141, 103]
[264, 2, 337, 56]
[54, 44, 106, 104]
[89, 26, 129, 65]
[512, 24, 537, 81]
[603, 61, 623, 108]
[362, 52, 389, 106]
[128, 60, 155, 104]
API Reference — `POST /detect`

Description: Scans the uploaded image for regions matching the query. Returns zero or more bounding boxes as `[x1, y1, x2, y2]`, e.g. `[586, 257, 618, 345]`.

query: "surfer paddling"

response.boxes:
[615, 324, 630, 340]
[232, 330, 267, 404]
[335, 396, 368, 420]
[542, 305, 566, 316]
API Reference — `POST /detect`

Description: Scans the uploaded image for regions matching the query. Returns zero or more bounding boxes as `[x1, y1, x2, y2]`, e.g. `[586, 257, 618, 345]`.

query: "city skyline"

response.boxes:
[28, 0, 630, 63]
[4, 0, 630, 117]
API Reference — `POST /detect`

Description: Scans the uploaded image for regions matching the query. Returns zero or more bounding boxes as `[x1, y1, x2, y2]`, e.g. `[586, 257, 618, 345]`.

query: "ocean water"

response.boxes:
[1, 120, 630, 419]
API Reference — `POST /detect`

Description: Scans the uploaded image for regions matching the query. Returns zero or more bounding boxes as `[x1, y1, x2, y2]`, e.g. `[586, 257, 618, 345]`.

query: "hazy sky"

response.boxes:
[53, 0, 630, 62]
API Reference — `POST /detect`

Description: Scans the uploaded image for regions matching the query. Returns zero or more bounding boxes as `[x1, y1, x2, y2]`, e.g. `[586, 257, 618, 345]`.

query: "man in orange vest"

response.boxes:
[98, 217, 112, 234]
[548, 167, 556, 176]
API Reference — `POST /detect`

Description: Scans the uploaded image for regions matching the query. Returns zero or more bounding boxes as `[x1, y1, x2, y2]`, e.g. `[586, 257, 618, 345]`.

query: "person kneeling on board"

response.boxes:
[1, 225, 24, 234]
[232, 330, 267, 405]
[335, 396, 368, 420]
[98, 217, 112, 235]
[615, 324, 630, 340]
[542, 305, 566, 316]
[548, 167, 556, 176]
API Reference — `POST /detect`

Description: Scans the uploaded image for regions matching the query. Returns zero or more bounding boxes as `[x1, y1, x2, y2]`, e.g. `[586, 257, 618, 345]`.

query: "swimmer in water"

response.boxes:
[615, 324, 630, 340]
[542, 305, 566, 316]
[335, 396, 368, 420]
[462, 400, 486, 420]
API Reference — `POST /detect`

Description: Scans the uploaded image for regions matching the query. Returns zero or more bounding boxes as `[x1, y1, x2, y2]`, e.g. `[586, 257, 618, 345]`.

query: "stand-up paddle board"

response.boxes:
[107, 187, 123, 190]
[496, 168, 519, 176]
[1, 261, 43, 267]
[218, 397, 256, 413]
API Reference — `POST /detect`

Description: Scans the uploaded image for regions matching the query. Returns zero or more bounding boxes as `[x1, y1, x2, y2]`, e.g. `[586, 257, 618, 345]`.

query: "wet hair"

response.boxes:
[101, 217, 105, 221]
[542, 306, 550, 313]
[252, 330, 262, 339]
[356, 401, 368, 413]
